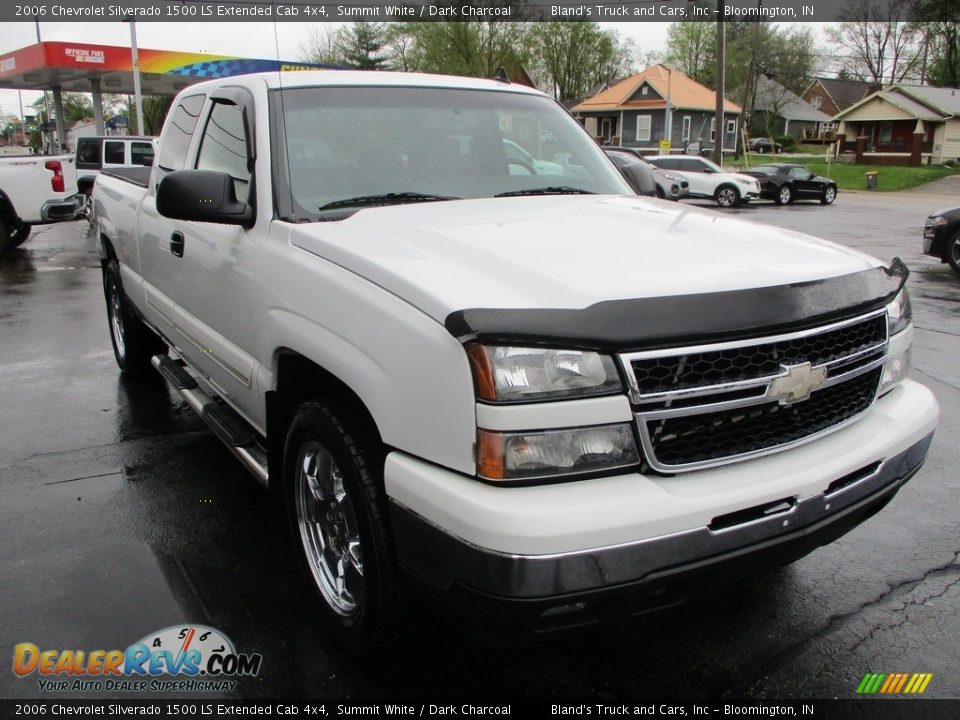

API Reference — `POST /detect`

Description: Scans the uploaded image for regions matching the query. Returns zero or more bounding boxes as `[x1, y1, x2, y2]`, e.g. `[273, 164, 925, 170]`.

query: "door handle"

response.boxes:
[170, 231, 185, 258]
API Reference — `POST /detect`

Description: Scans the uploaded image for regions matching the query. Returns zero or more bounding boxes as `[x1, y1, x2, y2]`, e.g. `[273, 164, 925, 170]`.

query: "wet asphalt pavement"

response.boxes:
[1, 190, 959, 702]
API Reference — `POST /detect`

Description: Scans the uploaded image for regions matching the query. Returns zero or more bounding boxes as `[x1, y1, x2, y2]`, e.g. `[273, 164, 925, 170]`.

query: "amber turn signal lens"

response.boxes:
[467, 343, 497, 401]
[476, 429, 505, 480]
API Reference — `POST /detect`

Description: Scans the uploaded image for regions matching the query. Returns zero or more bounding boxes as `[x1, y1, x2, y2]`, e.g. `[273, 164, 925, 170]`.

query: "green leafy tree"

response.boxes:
[662, 21, 716, 87]
[525, 22, 636, 102]
[339, 22, 392, 69]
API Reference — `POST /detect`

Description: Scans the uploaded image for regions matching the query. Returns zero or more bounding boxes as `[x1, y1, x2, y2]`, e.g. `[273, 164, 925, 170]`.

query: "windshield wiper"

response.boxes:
[495, 186, 594, 198]
[318, 192, 459, 211]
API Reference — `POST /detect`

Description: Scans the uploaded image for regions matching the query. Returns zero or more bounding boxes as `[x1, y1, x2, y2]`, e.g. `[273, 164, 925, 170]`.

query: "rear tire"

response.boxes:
[775, 185, 793, 205]
[715, 185, 739, 208]
[946, 230, 960, 277]
[283, 399, 400, 655]
[103, 259, 165, 376]
[10, 222, 31, 248]
[0, 216, 11, 258]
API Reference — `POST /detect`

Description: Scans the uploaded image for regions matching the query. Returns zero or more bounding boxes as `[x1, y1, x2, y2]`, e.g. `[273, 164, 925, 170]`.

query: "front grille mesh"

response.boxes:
[632, 314, 886, 395]
[646, 368, 882, 468]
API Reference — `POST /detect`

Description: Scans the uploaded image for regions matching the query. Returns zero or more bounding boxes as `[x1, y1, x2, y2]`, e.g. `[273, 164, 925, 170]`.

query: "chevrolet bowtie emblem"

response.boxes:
[768, 362, 827, 405]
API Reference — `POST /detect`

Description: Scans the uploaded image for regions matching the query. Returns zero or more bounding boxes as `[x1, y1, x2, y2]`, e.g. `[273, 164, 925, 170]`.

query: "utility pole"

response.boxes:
[714, 6, 725, 165]
[126, 17, 145, 136]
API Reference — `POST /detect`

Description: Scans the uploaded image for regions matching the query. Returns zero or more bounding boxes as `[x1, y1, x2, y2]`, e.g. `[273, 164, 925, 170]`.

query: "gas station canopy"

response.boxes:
[0, 40, 334, 95]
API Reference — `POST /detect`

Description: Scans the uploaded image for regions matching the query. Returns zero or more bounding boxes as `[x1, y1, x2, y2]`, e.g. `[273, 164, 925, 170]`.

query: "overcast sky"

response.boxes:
[0, 21, 673, 120]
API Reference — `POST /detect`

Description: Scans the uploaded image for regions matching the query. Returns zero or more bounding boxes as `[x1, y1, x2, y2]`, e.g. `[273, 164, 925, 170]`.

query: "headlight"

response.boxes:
[734, 178, 754, 186]
[925, 216, 947, 229]
[881, 289, 912, 395]
[886, 288, 911, 336]
[467, 345, 622, 403]
[663, 172, 684, 182]
[477, 424, 640, 481]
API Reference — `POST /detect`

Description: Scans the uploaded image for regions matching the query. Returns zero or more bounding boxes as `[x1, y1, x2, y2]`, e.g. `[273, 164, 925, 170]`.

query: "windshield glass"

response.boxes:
[272, 86, 631, 220]
[750, 166, 778, 174]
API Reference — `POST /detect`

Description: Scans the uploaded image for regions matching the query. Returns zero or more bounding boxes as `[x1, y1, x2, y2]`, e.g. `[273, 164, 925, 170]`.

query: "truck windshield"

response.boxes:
[271, 86, 632, 221]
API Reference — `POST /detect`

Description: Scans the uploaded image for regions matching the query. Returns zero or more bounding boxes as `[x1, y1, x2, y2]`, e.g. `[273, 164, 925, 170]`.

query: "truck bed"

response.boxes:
[100, 166, 151, 188]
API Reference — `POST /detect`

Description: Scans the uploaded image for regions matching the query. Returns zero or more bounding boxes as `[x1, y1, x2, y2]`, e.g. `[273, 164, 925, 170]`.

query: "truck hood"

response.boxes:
[289, 195, 881, 323]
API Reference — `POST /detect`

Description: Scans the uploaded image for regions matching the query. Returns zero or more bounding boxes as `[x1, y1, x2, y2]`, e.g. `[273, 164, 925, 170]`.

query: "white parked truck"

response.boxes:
[94, 71, 938, 652]
[0, 153, 83, 256]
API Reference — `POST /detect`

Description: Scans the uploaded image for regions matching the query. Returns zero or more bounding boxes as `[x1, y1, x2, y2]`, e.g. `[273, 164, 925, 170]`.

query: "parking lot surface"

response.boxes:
[1, 190, 958, 700]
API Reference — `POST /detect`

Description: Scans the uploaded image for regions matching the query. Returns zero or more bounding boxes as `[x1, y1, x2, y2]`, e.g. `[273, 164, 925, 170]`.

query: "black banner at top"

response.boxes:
[3, 0, 960, 22]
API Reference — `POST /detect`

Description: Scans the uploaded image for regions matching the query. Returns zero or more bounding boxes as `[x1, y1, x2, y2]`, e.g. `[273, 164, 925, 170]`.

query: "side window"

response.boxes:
[76, 139, 101, 169]
[789, 167, 810, 180]
[195, 102, 251, 204]
[157, 93, 207, 174]
[131, 142, 155, 166]
[104, 141, 125, 165]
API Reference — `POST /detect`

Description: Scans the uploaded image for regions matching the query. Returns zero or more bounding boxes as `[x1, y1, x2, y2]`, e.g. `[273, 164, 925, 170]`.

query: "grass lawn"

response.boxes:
[799, 161, 959, 192]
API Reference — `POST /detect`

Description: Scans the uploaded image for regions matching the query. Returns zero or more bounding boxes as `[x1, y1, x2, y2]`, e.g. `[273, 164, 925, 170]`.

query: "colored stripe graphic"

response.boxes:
[857, 672, 932, 694]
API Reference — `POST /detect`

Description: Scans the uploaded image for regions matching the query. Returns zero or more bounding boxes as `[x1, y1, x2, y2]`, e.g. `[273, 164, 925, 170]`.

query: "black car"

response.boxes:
[923, 207, 960, 276]
[740, 163, 838, 205]
[748, 138, 784, 154]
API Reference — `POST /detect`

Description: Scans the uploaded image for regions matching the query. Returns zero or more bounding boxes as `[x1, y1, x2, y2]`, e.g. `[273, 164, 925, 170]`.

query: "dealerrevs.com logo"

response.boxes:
[13, 625, 262, 693]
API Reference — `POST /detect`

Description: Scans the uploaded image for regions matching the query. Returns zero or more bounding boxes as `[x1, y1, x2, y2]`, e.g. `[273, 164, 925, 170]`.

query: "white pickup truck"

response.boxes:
[0, 153, 83, 256]
[94, 71, 938, 652]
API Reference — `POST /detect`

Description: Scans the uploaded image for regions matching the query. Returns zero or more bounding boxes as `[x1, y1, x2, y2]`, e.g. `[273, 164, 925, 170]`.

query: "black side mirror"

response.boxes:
[621, 162, 657, 197]
[157, 170, 253, 228]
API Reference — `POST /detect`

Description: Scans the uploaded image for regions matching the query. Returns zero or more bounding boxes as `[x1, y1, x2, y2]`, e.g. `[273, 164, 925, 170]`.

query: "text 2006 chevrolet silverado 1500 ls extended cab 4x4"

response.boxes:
[94, 72, 938, 653]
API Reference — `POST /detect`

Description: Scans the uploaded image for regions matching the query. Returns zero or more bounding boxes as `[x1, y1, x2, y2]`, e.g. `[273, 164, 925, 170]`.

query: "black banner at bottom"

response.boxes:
[2, 700, 960, 720]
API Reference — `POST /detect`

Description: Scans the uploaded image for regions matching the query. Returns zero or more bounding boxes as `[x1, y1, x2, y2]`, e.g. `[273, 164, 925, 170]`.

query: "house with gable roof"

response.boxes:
[833, 84, 960, 164]
[571, 65, 742, 153]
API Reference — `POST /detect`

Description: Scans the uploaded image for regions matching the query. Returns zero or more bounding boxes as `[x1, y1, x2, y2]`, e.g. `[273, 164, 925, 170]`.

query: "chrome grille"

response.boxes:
[620, 311, 888, 472]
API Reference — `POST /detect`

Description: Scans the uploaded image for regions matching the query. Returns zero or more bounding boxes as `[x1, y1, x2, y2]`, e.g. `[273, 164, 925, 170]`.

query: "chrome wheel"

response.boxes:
[823, 186, 836, 204]
[108, 279, 126, 362]
[778, 186, 792, 204]
[295, 441, 364, 616]
[716, 187, 738, 208]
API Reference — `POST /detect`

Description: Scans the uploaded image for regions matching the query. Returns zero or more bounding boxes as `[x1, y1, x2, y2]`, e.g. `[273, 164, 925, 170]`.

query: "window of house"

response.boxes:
[637, 115, 652, 142]
[196, 101, 251, 203]
[811, 96, 822, 110]
[879, 122, 893, 144]
[641, 85, 648, 96]
[710, 118, 716, 142]
[681, 116, 691, 142]
[726, 119, 736, 135]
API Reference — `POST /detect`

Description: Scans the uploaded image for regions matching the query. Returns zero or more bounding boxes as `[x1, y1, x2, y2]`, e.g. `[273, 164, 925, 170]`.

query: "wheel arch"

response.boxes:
[0, 189, 20, 226]
[266, 349, 384, 492]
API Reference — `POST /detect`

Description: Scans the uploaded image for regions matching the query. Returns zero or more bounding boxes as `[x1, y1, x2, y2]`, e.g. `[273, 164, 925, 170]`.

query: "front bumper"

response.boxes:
[922, 226, 944, 258]
[385, 379, 937, 626]
[40, 193, 84, 222]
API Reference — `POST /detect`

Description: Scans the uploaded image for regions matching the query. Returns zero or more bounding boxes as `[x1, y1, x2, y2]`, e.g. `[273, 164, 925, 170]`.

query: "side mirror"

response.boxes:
[621, 162, 657, 197]
[702, 167, 715, 173]
[157, 170, 253, 228]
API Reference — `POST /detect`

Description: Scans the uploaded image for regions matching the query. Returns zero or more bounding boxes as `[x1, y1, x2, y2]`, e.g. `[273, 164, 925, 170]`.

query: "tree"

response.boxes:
[526, 22, 636, 102]
[825, 0, 924, 83]
[662, 21, 716, 87]
[911, 0, 960, 87]
[31, 92, 94, 123]
[300, 24, 348, 66]
[338, 22, 392, 69]
[399, 21, 529, 78]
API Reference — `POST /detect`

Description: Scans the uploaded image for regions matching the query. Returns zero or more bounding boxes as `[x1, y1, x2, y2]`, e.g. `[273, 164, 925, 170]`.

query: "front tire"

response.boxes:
[946, 230, 960, 277]
[103, 259, 165, 375]
[0, 215, 12, 257]
[715, 185, 739, 208]
[283, 400, 399, 654]
[820, 185, 837, 205]
[776, 184, 793, 205]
